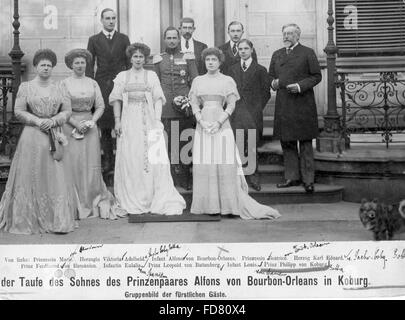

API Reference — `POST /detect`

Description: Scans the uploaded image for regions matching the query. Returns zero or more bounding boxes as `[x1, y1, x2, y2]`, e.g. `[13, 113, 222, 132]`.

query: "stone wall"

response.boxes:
[3, 0, 116, 82]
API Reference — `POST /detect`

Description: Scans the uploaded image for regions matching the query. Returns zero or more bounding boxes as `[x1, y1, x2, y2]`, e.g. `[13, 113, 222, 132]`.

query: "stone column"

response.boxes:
[128, 0, 161, 54]
[8, 0, 24, 119]
[316, 0, 345, 153]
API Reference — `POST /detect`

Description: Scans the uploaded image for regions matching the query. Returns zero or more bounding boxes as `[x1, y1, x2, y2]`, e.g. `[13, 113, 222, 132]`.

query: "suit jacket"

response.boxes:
[219, 41, 258, 76]
[228, 60, 271, 137]
[191, 39, 208, 75]
[268, 43, 322, 141]
[86, 31, 131, 128]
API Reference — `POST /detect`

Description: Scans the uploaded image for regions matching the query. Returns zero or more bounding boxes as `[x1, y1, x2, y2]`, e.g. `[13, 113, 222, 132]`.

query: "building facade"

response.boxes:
[0, 0, 331, 118]
[1, 0, 405, 202]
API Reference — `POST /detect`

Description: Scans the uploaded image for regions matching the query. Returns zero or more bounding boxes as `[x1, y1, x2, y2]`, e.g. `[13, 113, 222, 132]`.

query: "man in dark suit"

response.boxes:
[268, 23, 322, 194]
[86, 8, 130, 173]
[229, 39, 271, 191]
[219, 21, 257, 75]
[179, 17, 208, 75]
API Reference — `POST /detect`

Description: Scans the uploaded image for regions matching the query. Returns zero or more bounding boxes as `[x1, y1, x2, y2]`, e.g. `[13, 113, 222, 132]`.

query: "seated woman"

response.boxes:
[109, 43, 186, 216]
[189, 47, 281, 219]
[0, 49, 76, 234]
[62, 49, 116, 220]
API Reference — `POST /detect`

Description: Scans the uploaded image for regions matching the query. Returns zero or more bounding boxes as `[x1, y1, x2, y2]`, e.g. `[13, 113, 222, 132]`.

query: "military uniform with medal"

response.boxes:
[153, 46, 198, 190]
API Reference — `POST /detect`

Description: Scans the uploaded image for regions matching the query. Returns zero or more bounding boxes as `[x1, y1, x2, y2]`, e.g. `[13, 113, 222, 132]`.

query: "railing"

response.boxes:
[337, 70, 405, 148]
[0, 74, 14, 158]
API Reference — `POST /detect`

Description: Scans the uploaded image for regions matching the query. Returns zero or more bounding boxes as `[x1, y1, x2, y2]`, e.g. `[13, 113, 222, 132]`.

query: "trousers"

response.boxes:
[162, 117, 195, 187]
[280, 139, 314, 184]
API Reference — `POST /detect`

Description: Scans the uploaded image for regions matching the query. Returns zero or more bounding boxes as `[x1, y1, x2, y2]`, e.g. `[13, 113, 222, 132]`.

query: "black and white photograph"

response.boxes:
[0, 0, 404, 302]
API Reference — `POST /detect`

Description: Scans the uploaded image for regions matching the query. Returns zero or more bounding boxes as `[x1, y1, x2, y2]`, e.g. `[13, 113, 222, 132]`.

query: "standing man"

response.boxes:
[153, 27, 198, 190]
[179, 17, 208, 75]
[86, 8, 130, 174]
[268, 23, 322, 194]
[219, 21, 257, 75]
[229, 39, 271, 191]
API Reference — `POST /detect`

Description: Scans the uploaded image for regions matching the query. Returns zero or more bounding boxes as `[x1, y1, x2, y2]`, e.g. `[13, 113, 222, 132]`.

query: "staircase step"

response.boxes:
[262, 116, 274, 141]
[177, 183, 344, 207]
[257, 164, 285, 184]
[262, 127, 274, 140]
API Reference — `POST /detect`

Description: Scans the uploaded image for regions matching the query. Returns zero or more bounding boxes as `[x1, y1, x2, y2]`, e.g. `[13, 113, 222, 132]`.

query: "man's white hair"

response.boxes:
[282, 23, 301, 38]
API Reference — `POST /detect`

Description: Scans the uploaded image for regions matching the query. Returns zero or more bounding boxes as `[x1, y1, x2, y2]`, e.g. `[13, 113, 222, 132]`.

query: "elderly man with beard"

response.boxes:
[268, 23, 322, 194]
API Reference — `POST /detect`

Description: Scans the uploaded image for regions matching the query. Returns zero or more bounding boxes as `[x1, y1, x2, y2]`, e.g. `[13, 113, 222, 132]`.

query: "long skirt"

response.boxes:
[63, 111, 116, 220]
[191, 118, 280, 220]
[0, 126, 76, 234]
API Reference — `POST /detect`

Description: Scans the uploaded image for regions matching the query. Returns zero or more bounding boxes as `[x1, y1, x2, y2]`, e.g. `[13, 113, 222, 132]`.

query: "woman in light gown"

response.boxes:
[62, 49, 116, 220]
[0, 49, 76, 234]
[189, 47, 281, 219]
[109, 43, 186, 216]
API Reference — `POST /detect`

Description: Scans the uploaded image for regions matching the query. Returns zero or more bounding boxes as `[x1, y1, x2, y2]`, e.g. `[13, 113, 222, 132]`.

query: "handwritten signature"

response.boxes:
[284, 242, 331, 257]
[60, 244, 104, 269]
[138, 244, 182, 278]
[344, 248, 387, 269]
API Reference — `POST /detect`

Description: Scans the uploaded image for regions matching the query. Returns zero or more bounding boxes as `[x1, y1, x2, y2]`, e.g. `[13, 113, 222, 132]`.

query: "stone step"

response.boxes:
[262, 115, 274, 141]
[257, 164, 285, 184]
[177, 183, 344, 207]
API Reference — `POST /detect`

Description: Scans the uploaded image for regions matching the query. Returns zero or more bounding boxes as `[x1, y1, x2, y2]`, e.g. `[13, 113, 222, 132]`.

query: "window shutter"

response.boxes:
[335, 0, 405, 56]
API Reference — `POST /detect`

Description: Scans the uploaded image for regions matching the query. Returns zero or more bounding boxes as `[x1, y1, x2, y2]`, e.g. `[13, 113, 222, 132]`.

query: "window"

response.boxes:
[335, 0, 405, 57]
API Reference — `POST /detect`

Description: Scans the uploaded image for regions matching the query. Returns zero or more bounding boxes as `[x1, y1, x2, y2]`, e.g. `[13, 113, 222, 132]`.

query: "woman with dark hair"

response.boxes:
[109, 43, 186, 216]
[0, 49, 76, 234]
[62, 48, 116, 220]
[189, 47, 280, 219]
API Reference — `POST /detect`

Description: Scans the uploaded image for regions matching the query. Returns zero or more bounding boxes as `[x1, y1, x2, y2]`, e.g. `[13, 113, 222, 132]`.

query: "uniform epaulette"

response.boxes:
[182, 52, 196, 60]
[152, 53, 165, 64]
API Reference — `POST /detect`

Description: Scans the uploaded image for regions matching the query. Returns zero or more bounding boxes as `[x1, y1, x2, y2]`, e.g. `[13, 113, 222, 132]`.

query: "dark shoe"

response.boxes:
[277, 179, 301, 188]
[304, 183, 314, 194]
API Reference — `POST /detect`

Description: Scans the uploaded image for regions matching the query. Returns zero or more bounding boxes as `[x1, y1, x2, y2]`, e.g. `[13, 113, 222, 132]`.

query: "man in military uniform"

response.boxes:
[154, 26, 198, 190]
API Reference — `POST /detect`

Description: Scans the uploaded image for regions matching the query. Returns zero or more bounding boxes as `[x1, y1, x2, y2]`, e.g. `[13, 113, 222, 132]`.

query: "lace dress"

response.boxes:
[109, 69, 186, 215]
[62, 76, 116, 220]
[0, 80, 76, 234]
[189, 73, 281, 219]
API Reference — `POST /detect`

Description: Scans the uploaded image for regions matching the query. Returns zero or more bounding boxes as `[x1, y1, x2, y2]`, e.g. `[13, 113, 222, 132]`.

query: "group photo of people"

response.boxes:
[0, 7, 323, 236]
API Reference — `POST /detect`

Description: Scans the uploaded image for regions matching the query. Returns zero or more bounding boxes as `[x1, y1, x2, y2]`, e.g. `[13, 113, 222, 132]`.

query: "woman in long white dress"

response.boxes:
[109, 43, 186, 216]
[189, 47, 280, 219]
